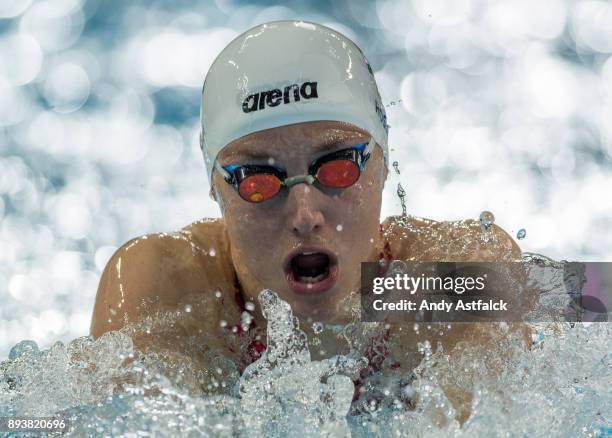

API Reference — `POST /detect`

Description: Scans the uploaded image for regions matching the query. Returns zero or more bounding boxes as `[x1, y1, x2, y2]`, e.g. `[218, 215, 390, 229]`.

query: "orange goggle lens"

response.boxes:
[316, 160, 360, 188]
[238, 174, 282, 203]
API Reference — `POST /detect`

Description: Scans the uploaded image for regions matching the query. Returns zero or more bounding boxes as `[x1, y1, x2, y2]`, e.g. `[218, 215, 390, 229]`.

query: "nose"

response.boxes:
[286, 183, 325, 237]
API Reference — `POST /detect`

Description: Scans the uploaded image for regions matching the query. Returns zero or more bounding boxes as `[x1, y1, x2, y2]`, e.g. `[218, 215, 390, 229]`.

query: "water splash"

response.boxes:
[0, 280, 610, 436]
[238, 290, 367, 436]
[8, 340, 38, 360]
[517, 228, 527, 240]
[385, 100, 402, 108]
[397, 183, 407, 216]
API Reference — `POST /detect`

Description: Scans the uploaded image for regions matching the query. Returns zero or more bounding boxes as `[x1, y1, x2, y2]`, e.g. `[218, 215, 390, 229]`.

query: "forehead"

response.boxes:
[217, 121, 369, 161]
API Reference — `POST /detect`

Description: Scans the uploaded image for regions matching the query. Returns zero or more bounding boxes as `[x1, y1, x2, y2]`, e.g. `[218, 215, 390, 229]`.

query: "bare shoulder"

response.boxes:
[381, 215, 521, 262]
[90, 218, 238, 337]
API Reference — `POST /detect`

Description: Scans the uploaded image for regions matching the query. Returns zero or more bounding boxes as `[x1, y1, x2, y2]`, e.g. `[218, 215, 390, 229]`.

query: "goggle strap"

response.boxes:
[214, 160, 234, 183]
[364, 137, 375, 156]
[359, 137, 375, 170]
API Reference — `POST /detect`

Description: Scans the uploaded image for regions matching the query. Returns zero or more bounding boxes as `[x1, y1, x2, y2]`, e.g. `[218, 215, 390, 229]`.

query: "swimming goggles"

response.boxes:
[214, 137, 375, 203]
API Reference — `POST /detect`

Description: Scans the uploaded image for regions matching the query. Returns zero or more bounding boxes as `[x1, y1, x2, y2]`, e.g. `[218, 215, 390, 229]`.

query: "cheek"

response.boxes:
[224, 203, 280, 252]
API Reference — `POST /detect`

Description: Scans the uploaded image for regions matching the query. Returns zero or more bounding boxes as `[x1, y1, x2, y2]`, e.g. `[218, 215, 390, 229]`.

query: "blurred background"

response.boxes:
[1, 0, 611, 357]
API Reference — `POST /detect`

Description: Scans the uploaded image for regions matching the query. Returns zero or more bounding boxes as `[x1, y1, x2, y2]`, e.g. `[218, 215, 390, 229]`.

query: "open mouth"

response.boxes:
[292, 252, 331, 282]
[283, 247, 339, 295]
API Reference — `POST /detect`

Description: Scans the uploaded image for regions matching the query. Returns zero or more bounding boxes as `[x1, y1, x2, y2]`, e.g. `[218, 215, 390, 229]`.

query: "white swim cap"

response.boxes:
[200, 20, 389, 185]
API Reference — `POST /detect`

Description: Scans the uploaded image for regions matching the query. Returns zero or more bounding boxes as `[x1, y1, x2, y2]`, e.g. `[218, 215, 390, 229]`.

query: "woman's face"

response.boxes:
[213, 121, 387, 322]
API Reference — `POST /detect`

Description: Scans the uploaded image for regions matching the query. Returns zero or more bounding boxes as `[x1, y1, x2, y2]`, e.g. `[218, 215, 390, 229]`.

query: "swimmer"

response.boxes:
[90, 20, 527, 421]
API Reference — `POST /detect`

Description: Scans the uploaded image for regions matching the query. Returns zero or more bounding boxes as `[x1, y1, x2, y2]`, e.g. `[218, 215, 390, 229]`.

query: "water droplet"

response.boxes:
[245, 301, 255, 311]
[214, 290, 222, 298]
[479, 211, 495, 232]
[219, 320, 227, 328]
[370, 238, 374, 243]
[517, 228, 526, 240]
[392, 161, 400, 174]
[397, 183, 407, 216]
[336, 224, 343, 231]
[312, 322, 323, 334]
[209, 248, 216, 257]
[184, 304, 192, 313]
[267, 157, 275, 165]
[241, 311, 253, 328]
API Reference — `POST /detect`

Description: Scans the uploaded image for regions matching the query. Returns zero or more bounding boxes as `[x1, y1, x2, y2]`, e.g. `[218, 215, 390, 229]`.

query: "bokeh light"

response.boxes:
[0, 0, 611, 357]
